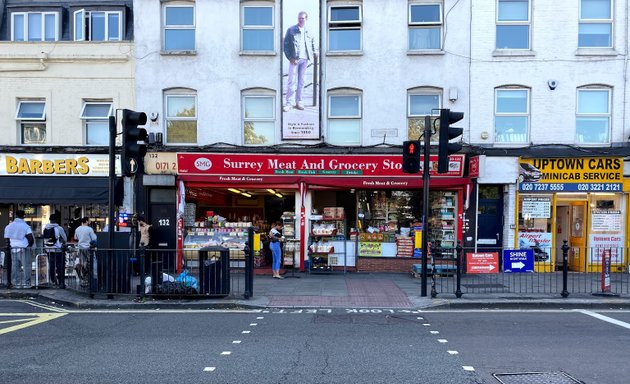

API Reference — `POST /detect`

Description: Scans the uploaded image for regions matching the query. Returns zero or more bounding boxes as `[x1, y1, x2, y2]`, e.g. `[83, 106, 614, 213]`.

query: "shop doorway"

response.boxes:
[555, 204, 570, 270]
[477, 185, 503, 252]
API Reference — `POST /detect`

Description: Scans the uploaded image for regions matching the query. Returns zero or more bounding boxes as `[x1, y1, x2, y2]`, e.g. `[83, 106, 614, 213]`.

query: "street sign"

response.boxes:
[466, 252, 498, 274]
[503, 249, 534, 273]
[127, 158, 138, 175]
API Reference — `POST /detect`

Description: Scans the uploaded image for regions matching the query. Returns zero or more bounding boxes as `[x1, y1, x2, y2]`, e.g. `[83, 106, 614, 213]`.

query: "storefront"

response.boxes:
[174, 152, 472, 273]
[516, 157, 627, 272]
[0, 153, 117, 242]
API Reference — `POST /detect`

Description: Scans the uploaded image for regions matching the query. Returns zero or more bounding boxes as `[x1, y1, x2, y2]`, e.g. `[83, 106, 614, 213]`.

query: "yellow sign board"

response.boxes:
[519, 157, 623, 192]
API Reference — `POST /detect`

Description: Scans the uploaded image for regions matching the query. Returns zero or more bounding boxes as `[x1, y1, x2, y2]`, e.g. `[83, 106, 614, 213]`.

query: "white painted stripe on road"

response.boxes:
[448, 351, 459, 355]
[577, 310, 630, 330]
[221, 351, 231, 355]
[242, 330, 251, 334]
[423, 323, 431, 326]
[430, 330, 439, 334]
[257, 317, 264, 319]
[203, 367, 216, 372]
[416, 317, 423, 320]
[233, 340, 241, 344]
[250, 323, 257, 326]
[438, 339, 448, 343]
[462, 366, 475, 371]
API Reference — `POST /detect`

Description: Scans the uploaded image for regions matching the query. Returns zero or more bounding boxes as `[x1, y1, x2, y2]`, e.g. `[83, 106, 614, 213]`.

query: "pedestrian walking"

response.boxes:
[74, 217, 96, 287]
[43, 214, 68, 289]
[3, 210, 35, 288]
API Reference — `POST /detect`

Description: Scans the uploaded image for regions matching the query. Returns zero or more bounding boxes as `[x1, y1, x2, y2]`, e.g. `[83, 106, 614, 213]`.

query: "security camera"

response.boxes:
[149, 112, 159, 122]
[547, 80, 558, 90]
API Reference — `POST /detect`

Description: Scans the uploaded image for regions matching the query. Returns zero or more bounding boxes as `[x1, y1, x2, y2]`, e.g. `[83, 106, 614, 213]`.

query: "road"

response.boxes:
[1, 299, 629, 384]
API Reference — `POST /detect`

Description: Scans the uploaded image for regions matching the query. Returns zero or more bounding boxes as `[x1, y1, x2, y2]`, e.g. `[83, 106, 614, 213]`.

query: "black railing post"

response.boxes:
[455, 241, 463, 298]
[243, 226, 254, 299]
[561, 240, 570, 298]
[139, 245, 146, 298]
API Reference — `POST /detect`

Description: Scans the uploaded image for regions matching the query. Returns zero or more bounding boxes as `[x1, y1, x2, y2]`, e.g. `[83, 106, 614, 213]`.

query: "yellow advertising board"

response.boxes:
[518, 157, 623, 192]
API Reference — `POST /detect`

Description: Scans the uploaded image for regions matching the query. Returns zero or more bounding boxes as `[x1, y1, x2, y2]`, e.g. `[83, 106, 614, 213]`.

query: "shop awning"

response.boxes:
[0, 176, 111, 204]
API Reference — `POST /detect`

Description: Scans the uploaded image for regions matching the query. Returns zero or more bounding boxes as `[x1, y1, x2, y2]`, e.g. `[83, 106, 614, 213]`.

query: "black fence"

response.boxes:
[426, 243, 630, 297]
[1, 229, 255, 299]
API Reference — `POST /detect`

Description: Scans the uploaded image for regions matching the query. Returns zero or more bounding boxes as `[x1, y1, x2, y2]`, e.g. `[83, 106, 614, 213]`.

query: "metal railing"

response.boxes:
[428, 242, 629, 297]
[1, 227, 256, 300]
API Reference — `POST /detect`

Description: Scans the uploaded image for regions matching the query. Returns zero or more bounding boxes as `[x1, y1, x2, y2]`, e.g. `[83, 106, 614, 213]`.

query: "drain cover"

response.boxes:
[493, 372, 582, 384]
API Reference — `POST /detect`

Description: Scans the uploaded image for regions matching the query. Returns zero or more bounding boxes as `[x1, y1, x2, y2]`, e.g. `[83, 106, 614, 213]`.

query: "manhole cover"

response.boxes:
[493, 371, 582, 384]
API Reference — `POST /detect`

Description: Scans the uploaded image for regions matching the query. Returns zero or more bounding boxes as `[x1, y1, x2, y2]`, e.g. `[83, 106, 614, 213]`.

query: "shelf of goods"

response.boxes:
[431, 192, 457, 259]
[309, 217, 347, 273]
[358, 232, 400, 257]
[183, 221, 251, 268]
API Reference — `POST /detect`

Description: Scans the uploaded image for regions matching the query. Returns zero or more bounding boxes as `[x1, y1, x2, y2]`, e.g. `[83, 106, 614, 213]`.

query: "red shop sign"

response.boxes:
[466, 252, 499, 274]
[177, 153, 465, 178]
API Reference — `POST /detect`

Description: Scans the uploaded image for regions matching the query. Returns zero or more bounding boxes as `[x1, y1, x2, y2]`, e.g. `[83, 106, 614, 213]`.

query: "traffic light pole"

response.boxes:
[108, 116, 116, 252]
[421, 115, 431, 297]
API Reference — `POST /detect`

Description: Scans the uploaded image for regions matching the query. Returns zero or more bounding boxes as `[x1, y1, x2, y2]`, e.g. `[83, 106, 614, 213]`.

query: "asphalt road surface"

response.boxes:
[1, 299, 629, 384]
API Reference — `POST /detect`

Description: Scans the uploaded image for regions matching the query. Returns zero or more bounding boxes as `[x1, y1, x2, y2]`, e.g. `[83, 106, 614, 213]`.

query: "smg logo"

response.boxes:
[194, 158, 212, 171]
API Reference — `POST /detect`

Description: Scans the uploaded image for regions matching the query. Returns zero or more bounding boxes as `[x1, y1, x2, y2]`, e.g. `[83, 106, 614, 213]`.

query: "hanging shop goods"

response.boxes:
[175, 152, 470, 273]
[516, 157, 627, 273]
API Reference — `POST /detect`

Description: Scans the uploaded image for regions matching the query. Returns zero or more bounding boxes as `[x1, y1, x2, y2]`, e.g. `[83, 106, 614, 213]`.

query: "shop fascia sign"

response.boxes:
[177, 153, 466, 178]
[0, 153, 119, 177]
[518, 157, 623, 193]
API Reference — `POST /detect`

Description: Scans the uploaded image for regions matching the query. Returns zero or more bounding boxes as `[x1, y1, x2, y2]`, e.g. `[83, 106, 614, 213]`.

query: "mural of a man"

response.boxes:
[283, 11, 317, 112]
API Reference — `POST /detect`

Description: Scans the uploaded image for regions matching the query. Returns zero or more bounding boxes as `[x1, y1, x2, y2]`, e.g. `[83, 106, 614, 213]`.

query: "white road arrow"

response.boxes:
[512, 261, 525, 269]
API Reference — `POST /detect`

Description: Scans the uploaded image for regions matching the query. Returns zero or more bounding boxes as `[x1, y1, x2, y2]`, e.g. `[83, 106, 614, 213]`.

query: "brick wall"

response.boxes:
[357, 257, 419, 273]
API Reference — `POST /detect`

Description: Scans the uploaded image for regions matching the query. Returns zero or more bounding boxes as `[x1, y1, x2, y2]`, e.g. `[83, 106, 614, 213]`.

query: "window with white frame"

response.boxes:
[241, 5, 274, 51]
[496, 0, 530, 50]
[576, 88, 610, 144]
[494, 88, 529, 143]
[74, 10, 122, 41]
[578, 0, 612, 48]
[327, 92, 361, 145]
[328, 5, 362, 52]
[11, 12, 59, 41]
[16, 101, 46, 145]
[243, 94, 275, 145]
[165, 92, 197, 144]
[407, 91, 440, 141]
[81, 102, 113, 145]
[163, 4, 195, 51]
[408, 3, 442, 50]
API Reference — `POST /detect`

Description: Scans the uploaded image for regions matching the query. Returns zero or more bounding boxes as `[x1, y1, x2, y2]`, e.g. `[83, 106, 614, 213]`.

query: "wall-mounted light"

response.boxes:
[267, 189, 276, 194]
[241, 192, 252, 198]
[275, 193, 283, 198]
[228, 188, 241, 194]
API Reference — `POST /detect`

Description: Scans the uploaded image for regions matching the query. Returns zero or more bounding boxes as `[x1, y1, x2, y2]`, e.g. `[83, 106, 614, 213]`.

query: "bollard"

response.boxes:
[455, 241, 463, 298]
[561, 240, 569, 298]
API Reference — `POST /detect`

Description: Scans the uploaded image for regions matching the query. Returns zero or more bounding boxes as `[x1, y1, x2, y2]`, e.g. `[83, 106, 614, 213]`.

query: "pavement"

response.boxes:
[2, 272, 630, 311]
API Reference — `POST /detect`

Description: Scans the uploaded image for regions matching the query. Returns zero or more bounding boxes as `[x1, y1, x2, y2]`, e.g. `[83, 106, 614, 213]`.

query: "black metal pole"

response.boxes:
[455, 241, 463, 298]
[107, 116, 116, 295]
[561, 240, 569, 298]
[421, 115, 431, 297]
[243, 226, 254, 299]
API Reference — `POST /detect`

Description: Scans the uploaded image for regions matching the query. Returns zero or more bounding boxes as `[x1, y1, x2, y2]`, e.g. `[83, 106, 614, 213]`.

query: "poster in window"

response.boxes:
[281, 1, 320, 140]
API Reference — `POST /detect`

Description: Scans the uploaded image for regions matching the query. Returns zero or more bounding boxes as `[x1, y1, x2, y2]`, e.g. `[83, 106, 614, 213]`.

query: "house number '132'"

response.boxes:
[158, 219, 170, 226]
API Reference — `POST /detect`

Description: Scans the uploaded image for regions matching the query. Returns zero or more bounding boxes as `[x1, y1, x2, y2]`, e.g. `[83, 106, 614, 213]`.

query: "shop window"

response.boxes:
[328, 4, 362, 52]
[407, 90, 440, 141]
[74, 9, 123, 41]
[163, 3, 196, 51]
[578, 0, 612, 48]
[165, 92, 197, 144]
[494, 88, 529, 143]
[517, 194, 553, 263]
[408, 2, 442, 51]
[241, 5, 274, 52]
[16, 100, 46, 145]
[327, 92, 361, 145]
[243, 94, 275, 145]
[576, 88, 610, 144]
[81, 102, 113, 145]
[11, 11, 59, 41]
[496, 0, 530, 50]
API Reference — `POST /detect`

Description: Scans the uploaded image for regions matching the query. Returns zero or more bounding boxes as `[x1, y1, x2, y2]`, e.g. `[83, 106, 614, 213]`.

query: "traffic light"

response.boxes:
[402, 140, 421, 174]
[122, 109, 148, 176]
[437, 109, 464, 174]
